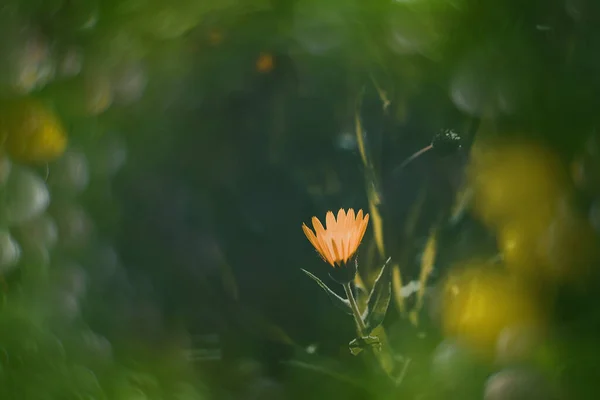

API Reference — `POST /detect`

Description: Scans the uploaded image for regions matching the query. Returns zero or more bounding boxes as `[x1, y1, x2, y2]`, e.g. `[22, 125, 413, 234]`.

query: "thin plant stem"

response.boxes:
[398, 143, 433, 170]
[343, 282, 367, 336]
[344, 281, 398, 382]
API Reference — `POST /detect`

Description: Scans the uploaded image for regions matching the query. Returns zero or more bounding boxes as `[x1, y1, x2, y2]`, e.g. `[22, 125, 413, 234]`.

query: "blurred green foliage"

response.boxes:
[0, 0, 598, 399]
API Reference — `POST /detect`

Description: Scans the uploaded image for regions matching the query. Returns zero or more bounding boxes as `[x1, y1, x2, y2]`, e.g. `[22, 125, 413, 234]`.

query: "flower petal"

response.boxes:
[326, 211, 336, 230]
[304, 209, 370, 268]
[346, 212, 367, 257]
[320, 243, 336, 265]
[347, 208, 355, 225]
[331, 239, 341, 267]
[356, 213, 369, 247]
[312, 217, 335, 265]
[340, 209, 355, 259]
[302, 223, 320, 251]
[312, 216, 326, 236]
[336, 208, 346, 228]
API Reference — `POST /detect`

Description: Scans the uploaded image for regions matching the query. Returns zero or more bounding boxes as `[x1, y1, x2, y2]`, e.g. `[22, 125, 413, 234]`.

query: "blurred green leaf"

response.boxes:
[301, 269, 351, 315]
[362, 257, 392, 334]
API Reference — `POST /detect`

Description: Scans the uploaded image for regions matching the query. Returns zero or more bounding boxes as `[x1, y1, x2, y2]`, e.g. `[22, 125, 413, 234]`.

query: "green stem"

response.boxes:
[344, 282, 397, 382]
[343, 282, 367, 336]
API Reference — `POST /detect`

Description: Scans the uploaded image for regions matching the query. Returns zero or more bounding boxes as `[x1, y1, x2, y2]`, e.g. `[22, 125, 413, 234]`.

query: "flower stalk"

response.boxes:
[343, 282, 367, 336]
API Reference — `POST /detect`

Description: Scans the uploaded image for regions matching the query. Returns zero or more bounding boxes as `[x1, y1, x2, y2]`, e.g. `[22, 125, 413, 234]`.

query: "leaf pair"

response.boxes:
[301, 257, 393, 335]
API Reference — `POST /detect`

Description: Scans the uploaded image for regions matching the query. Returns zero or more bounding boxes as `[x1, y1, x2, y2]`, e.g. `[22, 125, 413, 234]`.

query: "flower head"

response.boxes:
[302, 208, 369, 267]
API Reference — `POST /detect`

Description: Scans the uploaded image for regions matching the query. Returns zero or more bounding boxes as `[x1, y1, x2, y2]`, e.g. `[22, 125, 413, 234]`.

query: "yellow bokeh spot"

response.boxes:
[469, 139, 598, 285]
[0, 99, 67, 164]
[497, 211, 554, 279]
[256, 53, 274, 73]
[499, 222, 540, 277]
[468, 140, 568, 229]
[441, 265, 545, 360]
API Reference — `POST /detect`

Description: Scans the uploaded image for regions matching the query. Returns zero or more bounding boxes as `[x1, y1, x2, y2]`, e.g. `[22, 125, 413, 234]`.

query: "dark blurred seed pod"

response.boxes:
[0, 229, 21, 273]
[48, 149, 90, 196]
[432, 129, 462, 157]
[1, 166, 50, 226]
[484, 368, 558, 400]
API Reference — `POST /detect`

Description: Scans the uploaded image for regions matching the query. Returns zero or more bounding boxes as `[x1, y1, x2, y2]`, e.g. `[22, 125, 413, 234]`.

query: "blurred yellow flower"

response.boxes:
[468, 139, 567, 229]
[0, 99, 67, 164]
[440, 264, 546, 361]
[302, 208, 369, 268]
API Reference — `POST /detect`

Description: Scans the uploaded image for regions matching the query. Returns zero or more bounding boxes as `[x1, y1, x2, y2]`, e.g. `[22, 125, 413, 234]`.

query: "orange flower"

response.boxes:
[302, 209, 369, 267]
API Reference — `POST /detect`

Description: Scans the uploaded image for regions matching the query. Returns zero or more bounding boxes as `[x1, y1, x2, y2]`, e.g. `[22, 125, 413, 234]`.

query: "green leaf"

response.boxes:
[349, 336, 381, 356]
[301, 269, 352, 315]
[362, 257, 392, 334]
